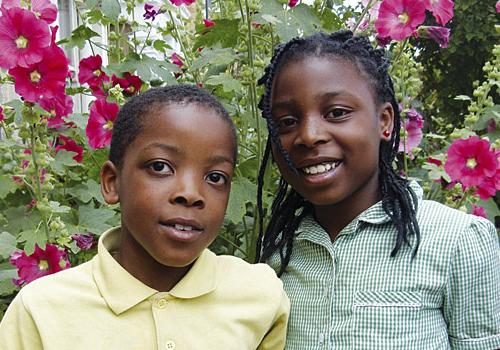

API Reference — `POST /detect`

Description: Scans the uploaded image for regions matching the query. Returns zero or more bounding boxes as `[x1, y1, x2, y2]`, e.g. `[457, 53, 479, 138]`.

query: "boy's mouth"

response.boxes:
[160, 218, 203, 232]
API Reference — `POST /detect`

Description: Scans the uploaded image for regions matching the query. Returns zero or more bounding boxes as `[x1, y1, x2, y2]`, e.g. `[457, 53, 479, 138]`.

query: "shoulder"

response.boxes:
[15, 259, 95, 311]
[213, 254, 287, 301]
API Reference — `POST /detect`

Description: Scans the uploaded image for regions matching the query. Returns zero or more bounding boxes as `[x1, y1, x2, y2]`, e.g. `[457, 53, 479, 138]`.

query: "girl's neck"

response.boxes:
[115, 229, 192, 292]
[313, 185, 382, 241]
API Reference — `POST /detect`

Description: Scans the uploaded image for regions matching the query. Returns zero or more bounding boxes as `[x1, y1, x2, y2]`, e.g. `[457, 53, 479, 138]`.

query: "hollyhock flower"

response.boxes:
[203, 19, 215, 27]
[171, 52, 183, 68]
[417, 26, 450, 48]
[1, 0, 57, 24]
[399, 108, 424, 155]
[39, 93, 73, 127]
[424, 0, 454, 26]
[111, 73, 142, 96]
[497, 1, 500, 13]
[71, 234, 95, 250]
[375, 0, 426, 41]
[471, 204, 488, 219]
[476, 176, 497, 200]
[86, 99, 119, 149]
[78, 55, 110, 89]
[0, 7, 51, 69]
[288, 0, 298, 7]
[10, 244, 70, 286]
[0, 106, 4, 122]
[444, 136, 498, 188]
[170, 0, 196, 6]
[143, 2, 161, 21]
[9, 40, 69, 102]
[56, 135, 83, 162]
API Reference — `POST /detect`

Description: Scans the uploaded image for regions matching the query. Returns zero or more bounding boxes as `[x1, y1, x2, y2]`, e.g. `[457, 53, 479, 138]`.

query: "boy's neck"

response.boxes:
[114, 229, 193, 292]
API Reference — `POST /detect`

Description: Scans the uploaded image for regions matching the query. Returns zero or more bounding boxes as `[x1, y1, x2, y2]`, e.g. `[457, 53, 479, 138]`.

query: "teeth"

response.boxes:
[302, 162, 339, 175]
[174, 224, 193, 231]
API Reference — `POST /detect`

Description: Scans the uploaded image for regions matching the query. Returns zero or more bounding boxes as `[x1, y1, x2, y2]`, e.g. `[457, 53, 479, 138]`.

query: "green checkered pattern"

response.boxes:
[269, 182, 500, 350]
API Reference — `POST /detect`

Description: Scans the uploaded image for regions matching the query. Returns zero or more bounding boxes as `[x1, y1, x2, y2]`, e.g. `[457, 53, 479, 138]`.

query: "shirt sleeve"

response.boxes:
[0, 291, 43, 350]
[444, 217, 500, 350]
[257, 288, 290, 350]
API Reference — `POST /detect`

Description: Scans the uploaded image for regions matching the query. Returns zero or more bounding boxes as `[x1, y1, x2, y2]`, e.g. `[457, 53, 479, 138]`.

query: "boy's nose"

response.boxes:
[170, 174, 205, 208]
[293, 115, 329, 148]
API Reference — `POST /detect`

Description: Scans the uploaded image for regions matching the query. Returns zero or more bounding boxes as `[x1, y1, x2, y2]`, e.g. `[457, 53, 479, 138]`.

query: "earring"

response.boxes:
[383, 130, 391, 137]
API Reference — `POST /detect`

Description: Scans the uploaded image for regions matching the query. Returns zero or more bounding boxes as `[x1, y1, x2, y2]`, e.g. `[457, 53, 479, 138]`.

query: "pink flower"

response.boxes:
[71, 233, 95, 250]
[0, 7, 51, 69]
[9, 40, 69, 102]
[375, 0, 426, 41]
[143, 2, 161, 21]
[444, 136, 498, 188]
[111, 72, 142, 96]
[203, 19, 215, 27]
[78, 55, 110, 89]
[417, 25, 450, 48]
[1, 0, 57, 24]
[471, 204, 488, 219]
[288, 0, 298, 7]
[0, 106, 4, 122]
[86, 99, 119, 149]
[171, 52, 183, 68]
[424, 0, 454, 26]
[399, 108, 424, 155]
[10, 244, 70, 286]
[475, 176, 497, 200]
[40, 94, 74, 128]
[56, 135, 83, 162]
[497, 1, 500, 13]
[169, 0, 195, 6]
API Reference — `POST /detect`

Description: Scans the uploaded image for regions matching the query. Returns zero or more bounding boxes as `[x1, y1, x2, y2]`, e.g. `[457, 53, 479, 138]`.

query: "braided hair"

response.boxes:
[256, 30, 420, 275]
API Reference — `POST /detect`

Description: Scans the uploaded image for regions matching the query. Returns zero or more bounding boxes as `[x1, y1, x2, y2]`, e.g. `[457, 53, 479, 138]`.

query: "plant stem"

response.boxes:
[352, 0, 372, 33]
[138, 26, 152, 56]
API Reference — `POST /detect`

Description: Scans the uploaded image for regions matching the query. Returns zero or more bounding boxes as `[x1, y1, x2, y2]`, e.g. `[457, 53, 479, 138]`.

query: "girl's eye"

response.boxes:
[276, 116, 298, 131]
[148, 161, 173, 175]
[326, 108, 350, 119]
[206, 172, 227, 185]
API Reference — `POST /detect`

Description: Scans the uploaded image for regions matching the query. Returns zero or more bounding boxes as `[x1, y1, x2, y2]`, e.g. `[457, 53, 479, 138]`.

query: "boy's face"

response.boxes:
[102, 103, 235, 267]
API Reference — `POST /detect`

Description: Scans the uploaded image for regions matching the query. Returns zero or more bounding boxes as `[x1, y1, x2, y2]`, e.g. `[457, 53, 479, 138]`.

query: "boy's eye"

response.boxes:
[325, 108, 350, 119]
[148, 161, 173, 175]
[205, 172, 227, 185]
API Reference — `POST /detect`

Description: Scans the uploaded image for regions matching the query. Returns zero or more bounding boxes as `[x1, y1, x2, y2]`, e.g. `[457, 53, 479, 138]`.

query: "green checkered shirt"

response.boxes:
[269, 182, 500, 349]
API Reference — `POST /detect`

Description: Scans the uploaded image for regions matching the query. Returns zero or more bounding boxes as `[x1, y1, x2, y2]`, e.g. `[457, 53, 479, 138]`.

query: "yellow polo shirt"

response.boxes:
[0, 228, 289, 350]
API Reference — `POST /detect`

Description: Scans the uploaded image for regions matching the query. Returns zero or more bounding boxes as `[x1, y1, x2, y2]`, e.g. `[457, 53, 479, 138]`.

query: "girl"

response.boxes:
[256, 30, 500, 349]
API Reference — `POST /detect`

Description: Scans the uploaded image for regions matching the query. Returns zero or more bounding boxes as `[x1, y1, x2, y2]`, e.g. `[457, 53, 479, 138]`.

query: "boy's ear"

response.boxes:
[379, 102, 394, 141]
[100, 160, 120, 205]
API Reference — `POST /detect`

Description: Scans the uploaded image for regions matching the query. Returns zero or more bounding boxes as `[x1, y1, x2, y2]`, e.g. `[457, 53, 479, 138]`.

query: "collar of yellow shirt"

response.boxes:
[92, 228, 217, 315]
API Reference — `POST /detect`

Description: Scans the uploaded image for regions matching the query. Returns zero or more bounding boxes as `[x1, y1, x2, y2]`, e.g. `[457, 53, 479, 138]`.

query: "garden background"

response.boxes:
[0, 0, 498, 318]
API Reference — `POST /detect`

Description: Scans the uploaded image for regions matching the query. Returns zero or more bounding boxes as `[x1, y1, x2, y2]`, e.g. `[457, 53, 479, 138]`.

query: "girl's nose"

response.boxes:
[293, 115, 330, 148]
[170, 174, 205, 208]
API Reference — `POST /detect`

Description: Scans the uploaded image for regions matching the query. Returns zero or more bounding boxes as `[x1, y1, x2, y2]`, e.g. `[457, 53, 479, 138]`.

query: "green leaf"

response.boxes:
[48, 201, 71, 214]
[2, 207, 41, 236]
[0, 279, 17, 296]
[0, 175, 17, 199]
[319, 10, 344, 32]
[477, 198, 500, 223]
[194, 19, 240, 49]
[52, 150, 79, 174]
[78, 205, 117, 234]
[191, 48, 236, 71]
[64, 113, 88, 130]
[0, 232, 16, 259]
[225, 177, 257, 224]
[101, 0, 121, 20]
[18, 229, 46, 256]
[205, 73, 243, 93]
[68, 179, 105, 204]
[65, 25, 100, 49]
[261, 14, 282, 25]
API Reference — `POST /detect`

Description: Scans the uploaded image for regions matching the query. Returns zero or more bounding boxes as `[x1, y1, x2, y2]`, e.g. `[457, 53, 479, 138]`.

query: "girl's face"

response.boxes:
[101, 103, 235, 268]
[270, 56, 393, 212]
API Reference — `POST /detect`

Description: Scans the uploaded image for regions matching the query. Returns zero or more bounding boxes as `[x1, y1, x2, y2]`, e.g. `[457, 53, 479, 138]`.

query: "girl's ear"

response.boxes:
[379, 102, 394, 141]
[100, 160, 120, 205]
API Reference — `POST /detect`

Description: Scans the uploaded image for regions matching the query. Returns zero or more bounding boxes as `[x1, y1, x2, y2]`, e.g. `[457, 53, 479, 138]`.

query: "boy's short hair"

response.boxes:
[109, 85, 237, 166]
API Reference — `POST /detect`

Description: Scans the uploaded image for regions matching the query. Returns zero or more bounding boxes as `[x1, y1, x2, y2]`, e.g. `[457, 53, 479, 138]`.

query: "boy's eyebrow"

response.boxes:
[144, 142, 234, 165]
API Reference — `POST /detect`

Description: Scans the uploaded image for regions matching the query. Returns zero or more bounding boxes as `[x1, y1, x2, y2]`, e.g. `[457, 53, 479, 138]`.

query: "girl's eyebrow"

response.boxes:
[271, 90, 355, 112]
